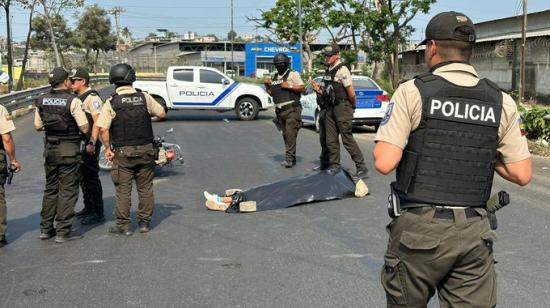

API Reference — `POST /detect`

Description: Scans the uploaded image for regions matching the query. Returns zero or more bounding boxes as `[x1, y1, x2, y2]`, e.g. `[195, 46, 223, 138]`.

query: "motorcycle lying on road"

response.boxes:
[98, 128, 184, 171]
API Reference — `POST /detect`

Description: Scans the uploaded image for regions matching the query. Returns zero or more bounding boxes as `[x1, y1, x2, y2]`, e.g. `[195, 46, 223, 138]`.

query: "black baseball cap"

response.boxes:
[417, 11, 476, 47]
[48, 67, 69, 86]
[322, 44, 340, 56]
[69, 67, 90, 81]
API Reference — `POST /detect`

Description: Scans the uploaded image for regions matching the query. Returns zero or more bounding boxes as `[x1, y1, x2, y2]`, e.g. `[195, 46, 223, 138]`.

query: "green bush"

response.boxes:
[519, 105, 550, 141]
[375, 79, 395, 97]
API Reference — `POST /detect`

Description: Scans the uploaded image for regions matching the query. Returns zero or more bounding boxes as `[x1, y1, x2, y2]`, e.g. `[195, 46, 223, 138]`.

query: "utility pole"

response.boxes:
[519, 0, 527, 102]
[230, 0, 234, 72]
[298, 0, 303, 72]
[110, 6, 125, 61]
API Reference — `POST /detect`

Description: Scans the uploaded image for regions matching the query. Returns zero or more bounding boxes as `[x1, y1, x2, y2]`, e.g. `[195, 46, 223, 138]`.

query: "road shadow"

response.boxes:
[162, 111, 272, 122]
[270, 154, 305, 164]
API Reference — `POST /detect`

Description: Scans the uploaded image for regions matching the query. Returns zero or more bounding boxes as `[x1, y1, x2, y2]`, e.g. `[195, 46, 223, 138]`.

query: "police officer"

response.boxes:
[373, 12, 532, 307]
[35, 67, 89, 243]
[312, 44, 367, 178]
[0, 104, 22, 248]
[69, 67, 105, 225]
[264, 53, 305, 168]
[97, 63, 166, 236]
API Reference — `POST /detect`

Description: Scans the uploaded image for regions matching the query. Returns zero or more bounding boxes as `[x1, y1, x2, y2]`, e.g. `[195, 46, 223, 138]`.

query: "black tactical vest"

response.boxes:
[270, 70, 301, 106]
[110, 91, 153, 147]
[36, 89, 81, 141]
[79, 89, 100, 128]
[395, 73, 503, 207]
[321, 63, 348, 103]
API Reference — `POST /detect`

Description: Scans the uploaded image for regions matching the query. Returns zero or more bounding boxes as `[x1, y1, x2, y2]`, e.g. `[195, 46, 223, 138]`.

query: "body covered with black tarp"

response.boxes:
[226, 169, 360, 213]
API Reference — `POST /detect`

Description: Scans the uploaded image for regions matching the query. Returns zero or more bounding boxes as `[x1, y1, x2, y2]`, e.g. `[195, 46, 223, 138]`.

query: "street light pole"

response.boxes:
[519, 0, 528, 102]
[298, 0, 303, 72]
[230, 0, 234, 72]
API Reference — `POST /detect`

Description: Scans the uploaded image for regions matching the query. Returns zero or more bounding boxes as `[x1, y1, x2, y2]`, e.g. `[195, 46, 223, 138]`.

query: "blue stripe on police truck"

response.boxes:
[172, 82, 240, 106]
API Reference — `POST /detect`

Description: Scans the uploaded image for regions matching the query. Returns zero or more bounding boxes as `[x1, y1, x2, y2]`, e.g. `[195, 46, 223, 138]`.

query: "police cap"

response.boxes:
[417, 11, 476, 47]
[69, 67, 90, 81]
[109, 63, 136, 86]
[273, 53, 290, 65]
[48, 67, 69, 86]
[322, 44, 340, 56]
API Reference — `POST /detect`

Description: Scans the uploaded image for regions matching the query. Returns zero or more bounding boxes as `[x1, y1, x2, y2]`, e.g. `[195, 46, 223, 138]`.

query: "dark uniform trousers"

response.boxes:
[276, 106, 302, 162]
[40, 141, 81, 236]
[382, 207, 497, 307]
[0, 151, 8, 238]
[111, 144, 156, 231]
[317, 108, 330, 168]
[79, 142, 104, 216]
[325, 100, 365, 169]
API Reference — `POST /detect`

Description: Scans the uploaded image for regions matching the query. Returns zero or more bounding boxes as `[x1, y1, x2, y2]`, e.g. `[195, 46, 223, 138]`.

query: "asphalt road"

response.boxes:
[0, 92, 549, 307]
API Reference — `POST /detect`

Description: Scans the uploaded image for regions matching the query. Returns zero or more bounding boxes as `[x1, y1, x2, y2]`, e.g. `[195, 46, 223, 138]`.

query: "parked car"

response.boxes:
[134, 66, 273, 121]
[301, 75, 390, 131]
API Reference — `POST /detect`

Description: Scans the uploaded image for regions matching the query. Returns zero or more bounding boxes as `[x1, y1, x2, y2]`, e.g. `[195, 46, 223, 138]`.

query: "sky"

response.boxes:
[3, 0, 550, 43]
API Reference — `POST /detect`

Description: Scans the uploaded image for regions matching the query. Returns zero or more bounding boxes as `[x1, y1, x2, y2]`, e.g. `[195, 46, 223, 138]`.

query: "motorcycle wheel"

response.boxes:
[98, 145, 113, 171]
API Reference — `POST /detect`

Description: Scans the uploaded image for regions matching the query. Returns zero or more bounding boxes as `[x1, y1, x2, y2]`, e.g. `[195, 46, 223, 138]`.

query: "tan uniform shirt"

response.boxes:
[34, 90, 88, 130]
[81, 87, 103, 115]
[375, 63, 530, 163]
[96, 86, 165, 129]
[272, 70, 304, 105]
[329, 60, 352, 87]
[0, 105, 15, 135]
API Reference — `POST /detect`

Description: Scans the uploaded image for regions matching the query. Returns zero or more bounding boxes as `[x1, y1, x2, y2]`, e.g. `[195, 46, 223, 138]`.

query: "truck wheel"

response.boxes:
[235, 98, 259, 121]
[152, 96, 168, 122]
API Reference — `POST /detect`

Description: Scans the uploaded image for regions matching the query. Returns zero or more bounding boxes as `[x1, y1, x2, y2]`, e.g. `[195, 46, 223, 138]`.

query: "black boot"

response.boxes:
[80, 213, 106, 225]
[109, 226, 133, 236]
[55, 231, 83, 243]
[138, 221, 151, 233]
[0, 236, 7, 247]
[355, 166, 369, 179]
[39, 229, 56, 240]
[75, 208, 92, 218]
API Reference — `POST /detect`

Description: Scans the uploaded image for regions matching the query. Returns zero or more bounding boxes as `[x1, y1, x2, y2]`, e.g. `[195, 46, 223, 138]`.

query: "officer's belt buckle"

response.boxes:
[275, 101, 294, 110]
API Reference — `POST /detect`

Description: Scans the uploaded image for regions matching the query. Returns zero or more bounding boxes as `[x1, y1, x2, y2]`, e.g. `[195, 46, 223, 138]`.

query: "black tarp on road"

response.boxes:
[226, 169, 358, 213]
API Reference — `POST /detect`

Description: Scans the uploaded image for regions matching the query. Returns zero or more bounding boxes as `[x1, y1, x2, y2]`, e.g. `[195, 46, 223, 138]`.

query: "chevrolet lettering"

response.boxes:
[134, 66, 273, 121]
[42, 98, 68, 106]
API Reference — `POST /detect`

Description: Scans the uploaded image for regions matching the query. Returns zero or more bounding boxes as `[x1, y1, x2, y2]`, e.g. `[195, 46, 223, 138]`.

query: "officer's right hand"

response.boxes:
[105, 149, 115, 161]
[10, 160, 21, 173]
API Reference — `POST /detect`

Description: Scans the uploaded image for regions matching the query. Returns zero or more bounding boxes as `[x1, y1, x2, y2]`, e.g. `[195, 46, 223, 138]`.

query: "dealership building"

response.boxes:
[128, 41, 347, 76]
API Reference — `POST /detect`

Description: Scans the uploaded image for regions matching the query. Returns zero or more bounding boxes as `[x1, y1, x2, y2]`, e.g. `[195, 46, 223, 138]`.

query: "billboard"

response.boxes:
[245, 42, 302, 77]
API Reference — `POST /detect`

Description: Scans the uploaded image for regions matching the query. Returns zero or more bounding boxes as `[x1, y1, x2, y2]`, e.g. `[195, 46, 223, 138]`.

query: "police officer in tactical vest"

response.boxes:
[373, 12, 532, 307]
[312, 44, 367, 178]
[0, 103, 22, 248]
[97, 63, 166, 236]
[35, 67, 89, 243]
[264, 53, 305, 168]
[69, 67, 105, 225]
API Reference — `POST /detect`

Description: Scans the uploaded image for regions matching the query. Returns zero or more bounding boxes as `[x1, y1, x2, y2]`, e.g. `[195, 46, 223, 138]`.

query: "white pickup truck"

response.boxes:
[134, 66, 273, 120]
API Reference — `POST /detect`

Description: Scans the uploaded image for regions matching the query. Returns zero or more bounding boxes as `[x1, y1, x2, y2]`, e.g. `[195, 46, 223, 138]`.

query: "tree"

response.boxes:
[30, 13, 73, 65]
[16, 0, 38, 90]
[227, 30, 237, 41]
[252, 0, 332, 74]
[364, 0, 436, 88]
[73, 4, 117, 71]
[0, 0, 14, 91]
[36, 0, 84, 66]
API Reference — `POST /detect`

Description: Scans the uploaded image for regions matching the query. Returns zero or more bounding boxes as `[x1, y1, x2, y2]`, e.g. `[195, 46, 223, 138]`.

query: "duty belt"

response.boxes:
[406, 207, 480, 220]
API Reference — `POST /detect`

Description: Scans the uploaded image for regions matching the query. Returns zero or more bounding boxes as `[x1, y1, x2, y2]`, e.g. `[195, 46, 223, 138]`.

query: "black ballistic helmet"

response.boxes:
[109, 63, 136, 86]
[273, 53, 290, 65]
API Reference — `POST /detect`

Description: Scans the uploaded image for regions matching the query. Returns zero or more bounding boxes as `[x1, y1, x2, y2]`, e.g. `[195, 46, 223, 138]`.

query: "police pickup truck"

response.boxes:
[134, 66, 273, 120]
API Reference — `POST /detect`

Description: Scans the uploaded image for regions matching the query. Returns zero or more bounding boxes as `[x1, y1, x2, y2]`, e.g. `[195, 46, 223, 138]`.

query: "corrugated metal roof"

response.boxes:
[477, 29, 550, 42]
